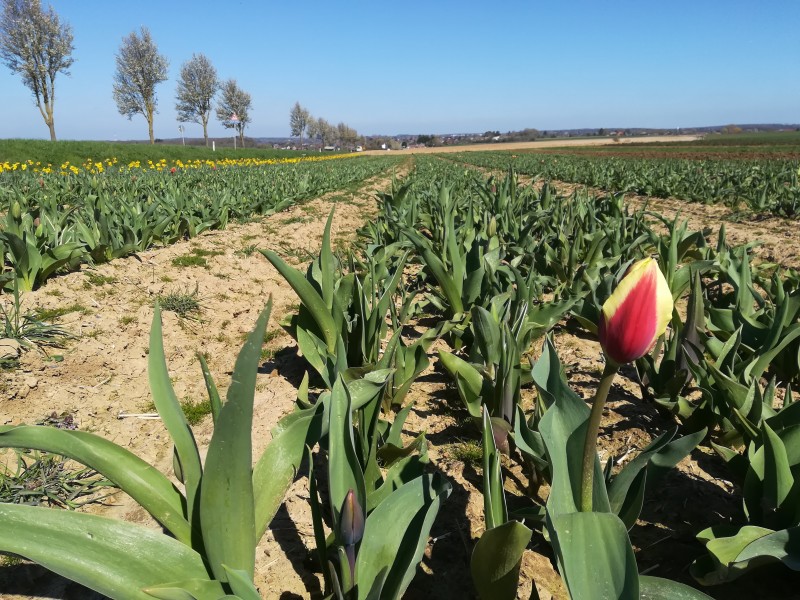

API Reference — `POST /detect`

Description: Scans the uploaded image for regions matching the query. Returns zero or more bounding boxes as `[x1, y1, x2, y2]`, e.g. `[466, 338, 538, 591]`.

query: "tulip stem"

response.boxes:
[580, 361, 619, 512]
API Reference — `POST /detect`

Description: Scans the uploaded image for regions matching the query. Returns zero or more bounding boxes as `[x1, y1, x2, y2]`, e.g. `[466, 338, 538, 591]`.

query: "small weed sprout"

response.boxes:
[158, 285, 202, 319]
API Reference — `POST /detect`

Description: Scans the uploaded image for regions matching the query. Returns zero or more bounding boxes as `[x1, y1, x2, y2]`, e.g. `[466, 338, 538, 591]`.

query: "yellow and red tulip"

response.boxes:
[598, 258, 673, 365]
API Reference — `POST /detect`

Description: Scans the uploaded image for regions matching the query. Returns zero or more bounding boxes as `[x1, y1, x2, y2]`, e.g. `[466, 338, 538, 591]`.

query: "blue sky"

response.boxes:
[0, 1, 798, 140]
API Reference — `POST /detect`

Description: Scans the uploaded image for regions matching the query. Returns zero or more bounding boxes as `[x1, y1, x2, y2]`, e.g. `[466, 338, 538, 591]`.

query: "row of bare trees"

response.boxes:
[290, 102, 360, 149]
[0, 0, 251, 144]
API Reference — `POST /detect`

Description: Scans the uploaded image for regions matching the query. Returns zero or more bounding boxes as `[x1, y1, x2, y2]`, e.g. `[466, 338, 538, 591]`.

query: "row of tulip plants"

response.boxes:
[450, 151, 800, 217]
[1, 156, 799, 598]
[0, 155, 402, 291]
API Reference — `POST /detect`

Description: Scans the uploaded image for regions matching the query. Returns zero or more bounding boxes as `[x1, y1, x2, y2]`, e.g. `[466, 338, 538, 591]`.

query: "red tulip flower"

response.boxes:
[582, 257, 673, 511]
[170, 167, 176, 174]
[598, 258, 673, 365]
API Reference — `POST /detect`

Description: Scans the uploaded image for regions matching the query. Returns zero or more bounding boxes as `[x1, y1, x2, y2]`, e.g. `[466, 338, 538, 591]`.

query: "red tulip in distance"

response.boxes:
[598, 258, 673, 365]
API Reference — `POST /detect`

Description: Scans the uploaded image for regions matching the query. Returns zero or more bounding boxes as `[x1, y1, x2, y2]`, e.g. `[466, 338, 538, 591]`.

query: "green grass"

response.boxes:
[158, 287, 201, 318]
[448, 439, 483, 465]
[179, 398, 213, 426]
[33, 303, 88, 321]
[0, 450, 113, 509]
[236, 244, 258, 257]
[84, 272, 118, 287]
[0, 139, 308, 166]
[281, 215, 311, 225]
[1, 285, 72, 353]
[172, 247, 224, 268]
[171, 254, 208, 268]
[142, 398, 212, 426]
[189, 247, 224, 258]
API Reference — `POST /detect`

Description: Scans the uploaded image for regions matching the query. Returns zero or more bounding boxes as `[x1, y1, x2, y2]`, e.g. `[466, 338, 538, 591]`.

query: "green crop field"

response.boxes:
[1, 142, 799, 600]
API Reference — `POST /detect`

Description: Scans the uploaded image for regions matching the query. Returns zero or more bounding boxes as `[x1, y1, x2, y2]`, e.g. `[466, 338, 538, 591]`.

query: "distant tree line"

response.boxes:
[290, 102, 361, 150]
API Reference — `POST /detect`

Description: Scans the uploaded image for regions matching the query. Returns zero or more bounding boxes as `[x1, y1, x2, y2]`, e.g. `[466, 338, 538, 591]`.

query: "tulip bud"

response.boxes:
[598, 258, 673, 365]
[10, 201, 21, 220]
[488, 216, 497, 238]
[339, 489, 364, 546]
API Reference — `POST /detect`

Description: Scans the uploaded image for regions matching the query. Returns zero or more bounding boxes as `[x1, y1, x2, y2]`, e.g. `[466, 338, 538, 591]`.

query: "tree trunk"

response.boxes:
[48, 120, 57, 142]
[203, 121, 209, 147]
[148, 107, 155, 144]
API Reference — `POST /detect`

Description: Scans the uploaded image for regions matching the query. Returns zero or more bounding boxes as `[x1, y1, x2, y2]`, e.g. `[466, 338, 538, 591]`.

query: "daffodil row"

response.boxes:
[0, 152, 358, 175]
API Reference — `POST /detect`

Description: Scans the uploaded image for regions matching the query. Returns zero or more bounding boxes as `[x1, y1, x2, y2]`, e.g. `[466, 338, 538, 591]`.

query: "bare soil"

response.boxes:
[360, 135, 703, 156]
[1, 154, 798, 600]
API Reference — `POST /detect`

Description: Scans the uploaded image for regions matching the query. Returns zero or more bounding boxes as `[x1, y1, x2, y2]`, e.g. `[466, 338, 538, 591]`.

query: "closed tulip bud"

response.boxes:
[488, 216, 497, 237]
[598, 258, 673, 365]
[10, 201, 21, 220]
[340, 489, 364, 547]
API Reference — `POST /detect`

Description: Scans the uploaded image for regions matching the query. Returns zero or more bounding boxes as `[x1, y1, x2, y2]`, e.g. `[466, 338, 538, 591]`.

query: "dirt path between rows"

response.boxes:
[0, 164, 409, 599]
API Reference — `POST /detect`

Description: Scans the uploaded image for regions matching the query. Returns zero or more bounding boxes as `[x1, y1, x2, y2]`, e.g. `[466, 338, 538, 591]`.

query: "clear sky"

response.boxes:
[0, 1, 798, 140]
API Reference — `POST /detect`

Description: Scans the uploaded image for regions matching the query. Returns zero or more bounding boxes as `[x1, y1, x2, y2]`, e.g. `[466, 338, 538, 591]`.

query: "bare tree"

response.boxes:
[175, 53, 218, 147]
[112, 27, 168, 144]
[337, 122, 358, 147]
[306, 117, 320, 148]
[0, 0, 74, 141]
[317, 118, 336, 146]
[215, 79, 251, 147]
[289, 101, 310, 147]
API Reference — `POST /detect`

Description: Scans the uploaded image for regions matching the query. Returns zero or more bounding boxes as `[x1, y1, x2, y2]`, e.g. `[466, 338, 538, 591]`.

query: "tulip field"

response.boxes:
[1, 142, 800, 599]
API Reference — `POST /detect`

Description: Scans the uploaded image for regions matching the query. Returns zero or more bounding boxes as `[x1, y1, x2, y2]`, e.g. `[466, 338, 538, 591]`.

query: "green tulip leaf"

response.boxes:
[356, 473, 452, 600]
[548, 511, 638, 600]
[0, 425, 191, 545]
[638, 576, 712, 599]
[143, 579, 227, 600]
[149, 303, 202, 529]
[471, 520, 533, 600]
[200, 301, 271, 580]
[0, 503, 211, 600]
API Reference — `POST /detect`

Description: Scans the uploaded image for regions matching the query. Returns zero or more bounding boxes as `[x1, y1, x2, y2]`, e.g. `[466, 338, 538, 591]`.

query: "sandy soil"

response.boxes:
[1, 150, 797, 600]
[361, 135, 702, 156]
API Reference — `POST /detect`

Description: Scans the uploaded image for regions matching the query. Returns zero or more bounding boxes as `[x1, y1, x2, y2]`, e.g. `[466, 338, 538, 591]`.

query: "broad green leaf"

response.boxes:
[438, 350, 483, 418]
[143, 579, 227, 600]
[548, 511, 638, 600]
[471, 520, 532, 600]
[0, 425, 191, 545]
[367, 454, 426, 511]
[736, 525, 800, 569]
[482, 410, 507, 530]
[320, 208, 336, 311]
[0, 503, 211, 600]
[222, 565, 262, 600]
[328, 376, 366, 540]
[200, 301, 271, 580]
[348, 368, 393, 411]
[253, 403, 324, 537]
[762, 421, 794, 510]
[150, 303, 203, 529]
[356, 474, 451, 600]
[261, 249, 338, 352]
[197, 353, 222, 424]
[402, 228, 464, 315]
[692, 525, 783, 584]
[535, 342, 610, 515]
[638, 576, 713, 600]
